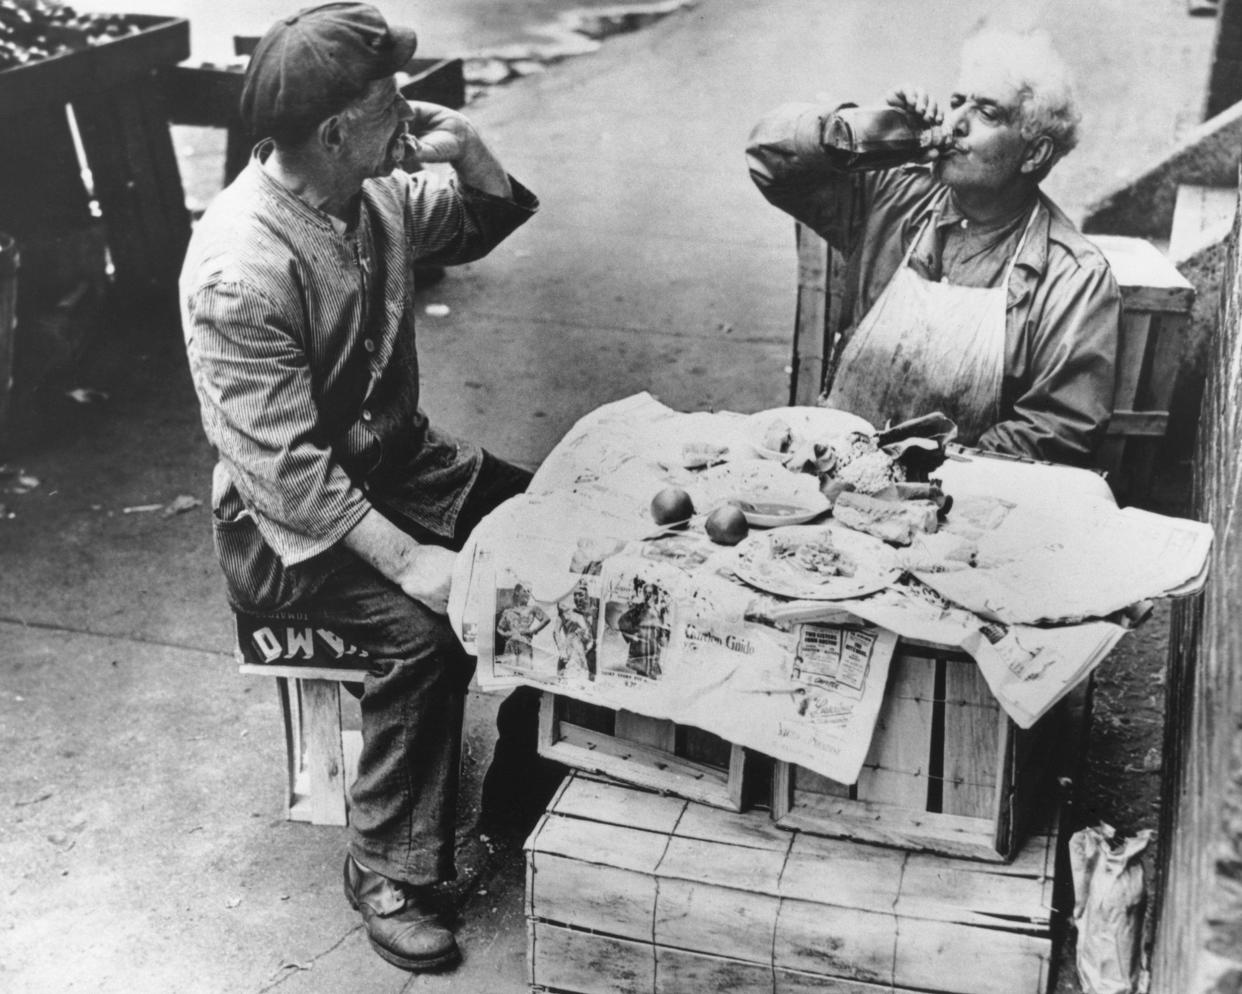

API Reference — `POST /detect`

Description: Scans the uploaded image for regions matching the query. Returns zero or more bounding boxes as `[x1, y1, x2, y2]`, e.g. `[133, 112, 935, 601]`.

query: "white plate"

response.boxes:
[730, 495, 831, 528]
[745, 407, 877, 460]
[730, 523, 901, 600]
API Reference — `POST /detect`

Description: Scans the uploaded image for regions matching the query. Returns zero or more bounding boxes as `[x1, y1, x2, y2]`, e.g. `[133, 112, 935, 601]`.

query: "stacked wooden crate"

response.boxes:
[528, 648, 1087, 994]
[526, 774, 1060, 994]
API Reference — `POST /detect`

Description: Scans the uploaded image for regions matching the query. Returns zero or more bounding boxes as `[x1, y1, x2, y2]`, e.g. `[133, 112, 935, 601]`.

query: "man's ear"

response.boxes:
[1021, 134, 1054, 175]
[318, 114, 346, 155]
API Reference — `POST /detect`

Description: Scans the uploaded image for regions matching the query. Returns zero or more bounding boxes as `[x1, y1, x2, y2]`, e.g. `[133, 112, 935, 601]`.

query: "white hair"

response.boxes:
[959, 28, 1081, 168]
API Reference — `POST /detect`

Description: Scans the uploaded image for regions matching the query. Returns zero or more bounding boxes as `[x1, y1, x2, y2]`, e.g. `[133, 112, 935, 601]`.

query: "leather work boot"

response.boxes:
[342, 855, 460, 971]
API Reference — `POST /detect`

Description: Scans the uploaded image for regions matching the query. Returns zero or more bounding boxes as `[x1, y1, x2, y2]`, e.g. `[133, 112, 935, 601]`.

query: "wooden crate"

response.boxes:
[1088, 235, 1196, 501]
[526, 773, 1059, 994]
[771, 642, 1083, 863]
[538, 692, 747, 811]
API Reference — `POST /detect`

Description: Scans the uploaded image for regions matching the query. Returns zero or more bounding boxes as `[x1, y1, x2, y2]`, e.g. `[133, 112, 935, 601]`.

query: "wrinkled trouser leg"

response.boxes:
[288, 560, 477, 885]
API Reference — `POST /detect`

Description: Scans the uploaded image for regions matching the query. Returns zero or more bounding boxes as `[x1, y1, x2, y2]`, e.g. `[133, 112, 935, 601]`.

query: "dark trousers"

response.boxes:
[274, 453, 545, 885]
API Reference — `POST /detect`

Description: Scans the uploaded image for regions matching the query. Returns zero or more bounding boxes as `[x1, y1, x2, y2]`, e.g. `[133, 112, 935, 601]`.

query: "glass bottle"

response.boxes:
[821, 105, 951, 172]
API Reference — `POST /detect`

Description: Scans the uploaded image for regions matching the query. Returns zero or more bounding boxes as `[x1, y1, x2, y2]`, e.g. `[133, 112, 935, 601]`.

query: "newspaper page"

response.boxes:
[459, 498, 897, 784]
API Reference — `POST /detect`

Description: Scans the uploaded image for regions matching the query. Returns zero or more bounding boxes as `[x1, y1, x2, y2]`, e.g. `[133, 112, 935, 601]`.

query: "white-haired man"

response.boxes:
[747, 30, 1119, 466]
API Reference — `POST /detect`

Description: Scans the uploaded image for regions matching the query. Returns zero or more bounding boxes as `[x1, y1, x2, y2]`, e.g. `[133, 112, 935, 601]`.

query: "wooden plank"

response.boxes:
[776, 968, 903, 992]
[543, 721, 743, 810]
[1090, 234, 1196, 312]
[616, 710, 677, 752]
[941, 659, 1001, 818]
[299, 679, 347, 826]
[676, 794, 793, 851]
[1169, 184, 1235, 257]
[529, 852, 656, 941]
[855, 654, 935, 807]
[660, 834, 789, 894]
[795, 765, 853, 799]
[677, 725, 734, 769]
[989, 709, 1016, 860]
[1113, 310, 1155, 414]
[239, 663, 366, 683]
[276, 677, 298, 817]
[774, 898, 895, 985]
[779, 834, 905, 912]
[655, 946, 775, 993]
[792, 223, 830, 405]
[775, 792, 1001, 862]
[531, 810, 670, 875]
[0, 16, 188, 110]
[549, 770, 688, 835]
[895, 860, 1049, 931]
[73, 77, 189, 297]
[655, 876, 781, 964]
[529, 921, 655, 994]
[893, 919, 1049, 994]
[342, 728, 362, 795]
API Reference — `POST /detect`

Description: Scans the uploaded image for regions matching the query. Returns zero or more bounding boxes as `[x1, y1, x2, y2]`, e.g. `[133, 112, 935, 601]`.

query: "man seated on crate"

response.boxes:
[179, 2, 561, 974]
[746, 28, 1120, 466]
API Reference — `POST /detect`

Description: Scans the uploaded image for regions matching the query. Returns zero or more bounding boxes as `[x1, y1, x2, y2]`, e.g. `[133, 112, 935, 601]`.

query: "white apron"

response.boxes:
[826, 206, 1037, 445]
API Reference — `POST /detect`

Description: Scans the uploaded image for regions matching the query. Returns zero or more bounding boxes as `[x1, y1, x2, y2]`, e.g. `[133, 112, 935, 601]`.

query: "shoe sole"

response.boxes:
[344, 860, 462, 973]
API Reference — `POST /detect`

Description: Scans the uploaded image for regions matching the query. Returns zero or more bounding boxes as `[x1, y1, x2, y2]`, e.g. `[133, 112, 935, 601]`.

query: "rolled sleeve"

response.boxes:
[979, 262, 1120, 465]
[186, 279, 371, 564]
[401, 170, 538, 267]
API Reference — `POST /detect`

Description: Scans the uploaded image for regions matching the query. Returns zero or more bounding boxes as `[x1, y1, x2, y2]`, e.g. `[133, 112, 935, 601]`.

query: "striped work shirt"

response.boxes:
[180, 147, 537, 607]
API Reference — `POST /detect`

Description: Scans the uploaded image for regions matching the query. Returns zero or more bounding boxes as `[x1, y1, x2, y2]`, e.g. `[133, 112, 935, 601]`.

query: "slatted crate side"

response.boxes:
[942, 653, 1004, 819]
[854, 651, 937, 805]
[538, 692, 746, 810]
[530, 921, 654, 994]
[529, 775, 1059, 994]
[773, 644, 1072, 862]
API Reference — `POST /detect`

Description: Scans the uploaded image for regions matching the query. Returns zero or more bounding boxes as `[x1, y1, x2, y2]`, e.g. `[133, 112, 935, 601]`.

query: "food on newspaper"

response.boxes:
[681, 441, 730, 469]
[650, 486, 695, 525]
[760, 419, 794, 454]
[770, 531, 856, 576]
[705, 505, 750, 546]
[731, 524, 901, 600]
[832, 491, 940, 547]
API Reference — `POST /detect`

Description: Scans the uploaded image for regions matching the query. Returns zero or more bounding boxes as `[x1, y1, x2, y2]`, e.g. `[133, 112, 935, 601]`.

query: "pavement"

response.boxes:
[0, 1, 1218, 992]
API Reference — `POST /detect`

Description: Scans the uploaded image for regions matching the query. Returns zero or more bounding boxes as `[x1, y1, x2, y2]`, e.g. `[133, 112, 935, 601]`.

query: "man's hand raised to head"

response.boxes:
[402, 100, 512, 199]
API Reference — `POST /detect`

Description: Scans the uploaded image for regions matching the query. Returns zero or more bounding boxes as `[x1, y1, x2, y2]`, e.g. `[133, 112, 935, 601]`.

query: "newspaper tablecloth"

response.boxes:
[448, 394, 1213, 784]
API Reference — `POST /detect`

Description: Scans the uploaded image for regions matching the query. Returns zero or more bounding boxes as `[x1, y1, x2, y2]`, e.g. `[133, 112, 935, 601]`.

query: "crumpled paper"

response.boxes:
[1070, 823, 1153, 994]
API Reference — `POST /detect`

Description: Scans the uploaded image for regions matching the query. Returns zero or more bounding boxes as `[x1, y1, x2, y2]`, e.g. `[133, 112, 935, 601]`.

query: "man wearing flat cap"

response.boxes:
[180, 2, 541, 972]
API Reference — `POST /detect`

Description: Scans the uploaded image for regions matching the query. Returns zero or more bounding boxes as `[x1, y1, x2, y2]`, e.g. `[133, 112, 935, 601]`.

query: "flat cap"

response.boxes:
[240, 2, 417, 143]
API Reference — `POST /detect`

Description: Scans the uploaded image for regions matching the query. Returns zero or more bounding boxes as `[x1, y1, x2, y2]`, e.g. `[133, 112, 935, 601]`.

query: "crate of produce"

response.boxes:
[538, 692, 747, 811]
[526, 772, 1061, 994]
[0, 10, 190, 110]
[771, 640, 1088, 862]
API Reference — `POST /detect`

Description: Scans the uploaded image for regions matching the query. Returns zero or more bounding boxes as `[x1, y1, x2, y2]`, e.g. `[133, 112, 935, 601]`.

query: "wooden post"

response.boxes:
[73, 73, 191, 304]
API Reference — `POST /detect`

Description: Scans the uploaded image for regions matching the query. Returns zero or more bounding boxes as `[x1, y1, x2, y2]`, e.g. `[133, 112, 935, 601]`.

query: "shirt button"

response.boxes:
[361, 409, 373, 422]
[363, 338, 376, 353]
